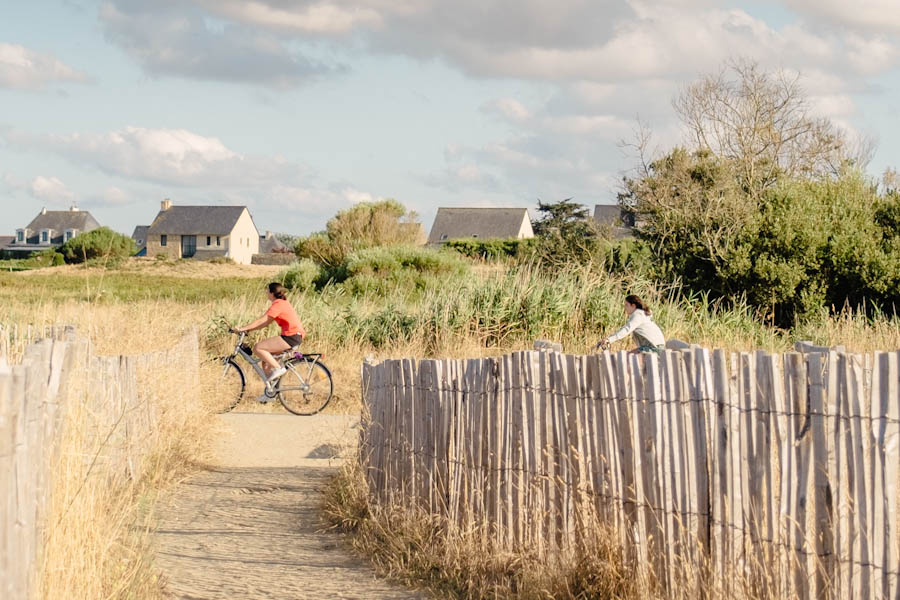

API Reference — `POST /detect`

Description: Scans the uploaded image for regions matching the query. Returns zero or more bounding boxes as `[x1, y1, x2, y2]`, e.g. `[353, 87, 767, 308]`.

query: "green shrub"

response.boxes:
[60, 227, 136, 264]
[338, 246, 469, 296]
[208, 257, 235, 265]
[295, 199, 425, 267]
[278, 260, 321, 293]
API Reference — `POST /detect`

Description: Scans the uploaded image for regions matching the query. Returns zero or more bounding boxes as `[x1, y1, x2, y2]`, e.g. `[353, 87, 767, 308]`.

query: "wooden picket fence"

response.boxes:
[360, 348, 900, 599]
[0, 326, 198, 600]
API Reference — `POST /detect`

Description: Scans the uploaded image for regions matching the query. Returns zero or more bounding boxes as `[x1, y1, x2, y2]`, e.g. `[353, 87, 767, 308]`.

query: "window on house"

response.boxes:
[207, 236, 211, 246]
[216, 236, 221, 246]
[41, 230, 49, 243]
[472, 234, 478, 238]
[161, 235, 167, 247]
[440, 234, 448, 241]
[16, 230, 24, 243]
[65, 229, 77, 241]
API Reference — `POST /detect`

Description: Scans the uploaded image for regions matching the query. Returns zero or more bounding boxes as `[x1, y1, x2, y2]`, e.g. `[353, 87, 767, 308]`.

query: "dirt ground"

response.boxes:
[18, 257, 286, 279]
[154, 413, 424, 599]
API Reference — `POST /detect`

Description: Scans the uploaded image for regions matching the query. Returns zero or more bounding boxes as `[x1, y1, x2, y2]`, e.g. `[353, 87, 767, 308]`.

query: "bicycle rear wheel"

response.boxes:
[216, 358, 245, 412]
[277, 358, 333, 415]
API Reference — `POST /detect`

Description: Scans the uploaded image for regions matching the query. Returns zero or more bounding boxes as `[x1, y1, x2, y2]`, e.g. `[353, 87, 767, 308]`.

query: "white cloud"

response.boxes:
[482, 98, 532, 122]
[423, 162, 501, 194]
[342, 187, 380, 204]
[784, 0, 900, 34]
[203, 0, 384, 34]
[30, 176, 74, 202]
[4, 126, 301, 187]
[0, 43, 89, 90]
[94, 186, 130, 206]
[2, 124, 384, 226]
[100, 1, 339, 87]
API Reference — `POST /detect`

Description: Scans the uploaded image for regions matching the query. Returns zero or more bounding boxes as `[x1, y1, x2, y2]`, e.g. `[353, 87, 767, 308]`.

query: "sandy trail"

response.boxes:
[155, 413, 422, 599]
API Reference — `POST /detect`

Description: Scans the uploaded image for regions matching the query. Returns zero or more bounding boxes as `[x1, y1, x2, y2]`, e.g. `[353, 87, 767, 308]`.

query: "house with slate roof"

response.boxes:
[6, 205, 100, 256]
[593, 203, 636, 238]
[131, 225, 149, 256]
[143, 200, 260, 265]
[259, 231, 290, 254]
[426, 207, 533, 245]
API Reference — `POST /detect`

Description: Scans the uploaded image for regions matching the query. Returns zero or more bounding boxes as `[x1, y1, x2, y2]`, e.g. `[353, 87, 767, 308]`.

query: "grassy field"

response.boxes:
[4, 256, 900, 409]
[4, 256, 899, 599]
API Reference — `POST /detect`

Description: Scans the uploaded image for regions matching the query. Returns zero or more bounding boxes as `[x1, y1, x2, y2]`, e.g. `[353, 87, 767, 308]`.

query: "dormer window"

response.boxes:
[40, 229, 52, 244]
[16, 229, 25, 243]
[440, 234, 448, 241]
[65, 229, 77, 241]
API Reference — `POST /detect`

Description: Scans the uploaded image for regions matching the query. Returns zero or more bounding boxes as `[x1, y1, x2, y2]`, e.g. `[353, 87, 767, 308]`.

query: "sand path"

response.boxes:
[155, 413, 422, 599]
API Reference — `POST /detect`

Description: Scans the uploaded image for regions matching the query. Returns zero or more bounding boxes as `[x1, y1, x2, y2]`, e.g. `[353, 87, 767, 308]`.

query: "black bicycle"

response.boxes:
[218, 331, 333, 415]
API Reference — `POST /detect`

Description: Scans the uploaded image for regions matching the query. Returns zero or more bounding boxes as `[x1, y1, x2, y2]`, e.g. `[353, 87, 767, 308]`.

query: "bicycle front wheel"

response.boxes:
[216, 358, 245, 412]
[278, 358, 333, 415]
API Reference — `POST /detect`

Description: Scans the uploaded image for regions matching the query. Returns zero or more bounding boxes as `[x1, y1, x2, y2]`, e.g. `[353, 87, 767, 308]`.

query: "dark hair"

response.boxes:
[625, 294, 650, 315]
[267, 282, 288, 300]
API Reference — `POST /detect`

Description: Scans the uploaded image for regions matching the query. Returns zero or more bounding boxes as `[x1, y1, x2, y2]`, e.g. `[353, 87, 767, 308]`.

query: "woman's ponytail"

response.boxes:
[267, 282, 288, 300]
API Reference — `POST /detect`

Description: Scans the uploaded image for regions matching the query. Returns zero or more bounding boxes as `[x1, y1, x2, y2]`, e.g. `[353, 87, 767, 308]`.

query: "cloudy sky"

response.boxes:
[1, 0, 899, 236]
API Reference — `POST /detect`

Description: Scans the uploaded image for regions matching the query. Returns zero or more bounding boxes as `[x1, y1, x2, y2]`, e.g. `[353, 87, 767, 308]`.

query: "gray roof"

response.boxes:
[148, 206, 248, 235]
[259, 235, 289, 254]
[132, 225, 149, 245]
[27, 210, 99, 232]
[427, 207, 531, 244]
[593, 204, 622, 225]
[11, 209, 100, 246]
[0, 236, 14, 249]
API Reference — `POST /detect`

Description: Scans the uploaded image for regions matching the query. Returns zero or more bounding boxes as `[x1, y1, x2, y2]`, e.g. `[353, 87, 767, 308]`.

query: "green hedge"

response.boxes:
[444, 237, 536, 259]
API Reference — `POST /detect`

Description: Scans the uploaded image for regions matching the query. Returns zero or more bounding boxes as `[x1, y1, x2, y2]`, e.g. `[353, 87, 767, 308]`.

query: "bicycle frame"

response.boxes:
[226, 331, 325, 388]
[226, 331, 274, 385]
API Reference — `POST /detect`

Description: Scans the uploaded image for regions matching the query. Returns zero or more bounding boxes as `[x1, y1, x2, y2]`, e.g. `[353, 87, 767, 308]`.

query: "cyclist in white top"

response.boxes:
[595, 294, 666, 354]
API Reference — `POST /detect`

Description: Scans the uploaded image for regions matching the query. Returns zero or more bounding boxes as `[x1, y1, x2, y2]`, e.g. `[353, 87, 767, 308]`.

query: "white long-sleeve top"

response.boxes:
[606, 309, 665, 348]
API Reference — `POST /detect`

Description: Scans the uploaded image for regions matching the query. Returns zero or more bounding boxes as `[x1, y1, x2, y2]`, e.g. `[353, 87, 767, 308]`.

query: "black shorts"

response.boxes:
[281, 334, 303, 348]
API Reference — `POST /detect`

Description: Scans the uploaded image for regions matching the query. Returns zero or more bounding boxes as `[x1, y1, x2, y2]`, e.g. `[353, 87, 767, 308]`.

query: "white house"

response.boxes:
[426, 207, 533, 245]
[142, 200, 260, 265]
[5, 206, 100, 256]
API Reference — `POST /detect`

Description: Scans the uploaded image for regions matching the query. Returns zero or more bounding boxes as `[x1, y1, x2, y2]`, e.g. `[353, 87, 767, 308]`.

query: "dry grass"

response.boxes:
[323, 464, 799, 600]
[32, 330, 213, 599]
[322, 463, 639, 600]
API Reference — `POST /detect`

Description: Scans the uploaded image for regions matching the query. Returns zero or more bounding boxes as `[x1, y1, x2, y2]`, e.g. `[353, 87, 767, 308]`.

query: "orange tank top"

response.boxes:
[266, 299, 305, 338]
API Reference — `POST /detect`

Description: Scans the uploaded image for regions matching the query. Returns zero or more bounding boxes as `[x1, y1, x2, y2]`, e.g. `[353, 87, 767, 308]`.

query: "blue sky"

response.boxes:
[1, 0, 898, 237]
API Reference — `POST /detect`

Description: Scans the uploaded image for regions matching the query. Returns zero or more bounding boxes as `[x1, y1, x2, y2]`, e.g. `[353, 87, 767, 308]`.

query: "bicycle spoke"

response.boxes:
[277, 359, 333, 415]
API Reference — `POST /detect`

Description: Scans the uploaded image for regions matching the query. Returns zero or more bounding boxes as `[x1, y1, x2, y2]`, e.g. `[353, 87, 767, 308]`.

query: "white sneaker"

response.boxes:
[267, 366, 287, 382]
[255, 392, 271, 404]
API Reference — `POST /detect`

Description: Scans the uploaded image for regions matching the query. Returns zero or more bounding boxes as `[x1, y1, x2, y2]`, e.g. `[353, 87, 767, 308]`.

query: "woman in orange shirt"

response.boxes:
[234, 282, 306, 385]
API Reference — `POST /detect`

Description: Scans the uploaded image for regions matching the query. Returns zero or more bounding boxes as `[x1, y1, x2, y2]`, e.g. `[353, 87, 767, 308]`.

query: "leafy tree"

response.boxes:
[295, 199, 424, 266]
[531, 198, 600, 266]
[622, 155, 900, 324]
[59, 227, 136, 264]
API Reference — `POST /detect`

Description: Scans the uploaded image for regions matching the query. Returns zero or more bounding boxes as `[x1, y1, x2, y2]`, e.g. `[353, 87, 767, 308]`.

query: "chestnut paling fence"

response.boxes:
[0, 325, 199, 600]
[360, 347, 900, 599]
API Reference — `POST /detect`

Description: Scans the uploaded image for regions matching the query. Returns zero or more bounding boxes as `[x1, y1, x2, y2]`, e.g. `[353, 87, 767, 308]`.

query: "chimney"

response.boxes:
[41, 207, 47, 215]
[266, 231, 273, 239]
[70, 202, 79, 212]
[161, 198, 172, 211]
